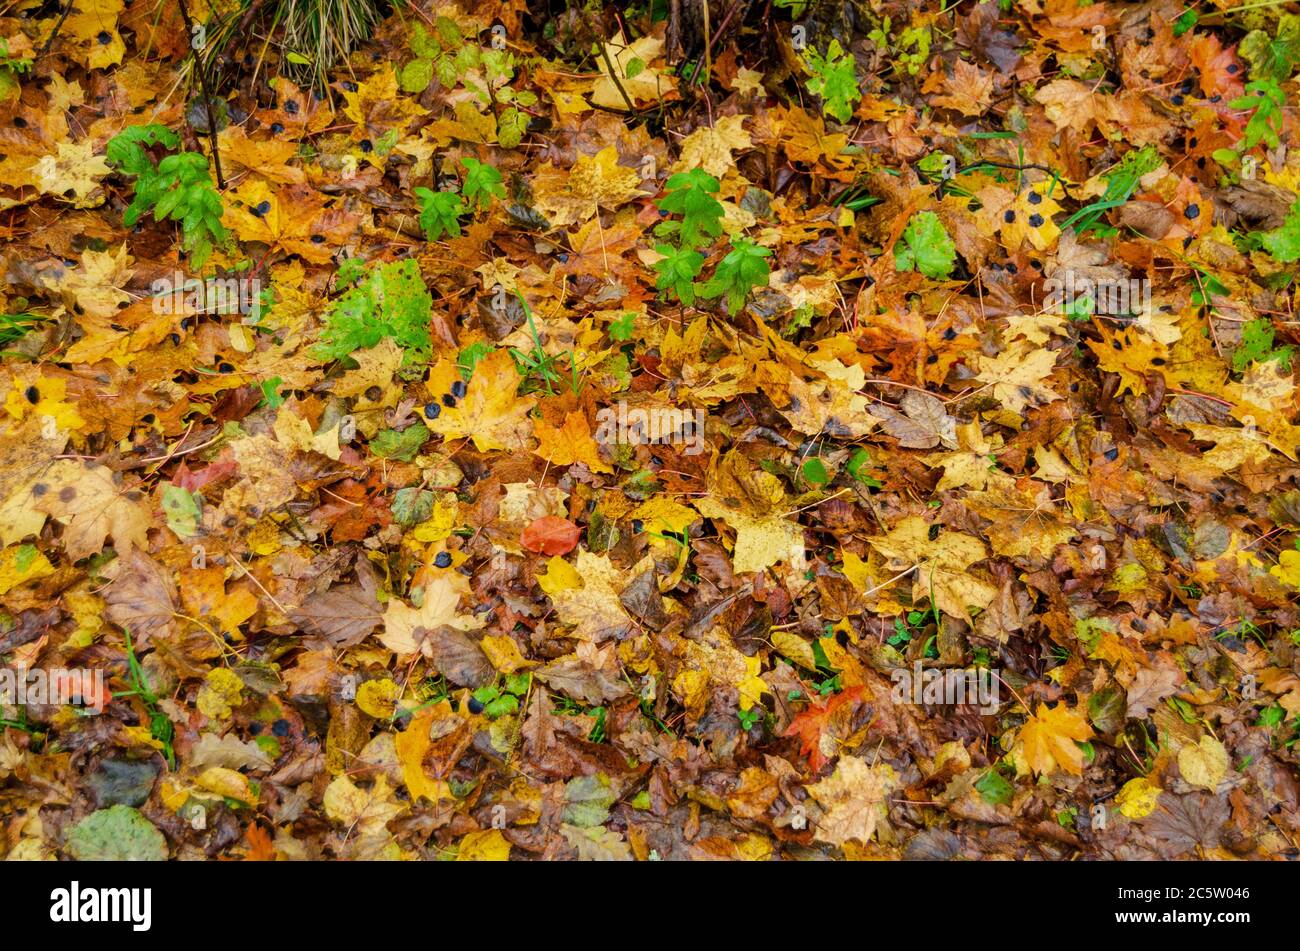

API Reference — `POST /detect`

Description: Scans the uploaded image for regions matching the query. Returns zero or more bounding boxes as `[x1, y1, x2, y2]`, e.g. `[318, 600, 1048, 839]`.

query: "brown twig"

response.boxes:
[39, 1, 74, 57]
[595, 36, 636, 113]
[175, 0, 226, 190]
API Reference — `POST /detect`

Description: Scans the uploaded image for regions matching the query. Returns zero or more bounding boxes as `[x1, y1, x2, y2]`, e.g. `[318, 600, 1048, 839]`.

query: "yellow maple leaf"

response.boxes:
[218, 126, 305, 185]
[341, 64, 428, 141]
[694, 496, 806, 575]
[1011, 703, 1094, 777]
[4, 376, 85, 432]
[1271, 549, 1300, 588]
[394, 706, 454, 804]
[427, 350, 536, 452]
[1185, 421, 1273, 471]
[1087, 325, 1167, 398]
[932, 59, 994, 117]
[222, 179, 354, 265]
[25, 459, 152, 560]
[0, 544, 54, 595]
[731, 67, 764, 96]
[591, 33, 676, 110]
[531, 145, 645, 228]
[533, 409, 612, 473]
[547, 550, 635, 641]
[627, 497, 699, 536]
[807, 756, 897, 847]
[868, 516, 997, 618]
[381, 573, 483, 656]
[33, 140, 111, 206]
[973, 340, 1060, 414]
[60, 0, 125, 70]
[42, 245, 133, 319]
[674, 115, 752, 178]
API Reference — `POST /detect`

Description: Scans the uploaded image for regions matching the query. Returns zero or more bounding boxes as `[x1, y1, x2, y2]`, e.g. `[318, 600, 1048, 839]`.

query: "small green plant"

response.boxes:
[1254, 199, 1300, 264]
[655, 168, 724, 249]
[399, 18, 535, 147]
[802, 38, 861, 122]
[607, 311, 637, 341]
[894, 211, 956, 279]
[701, 237, 772, 314]
[508, 288, 581, 395]
[313, 258, 432, 363]
[867, 18, 932, 76]
[1061, 145, 1159, 237]
[470, 673, 530, 719]
[1229, 78, 1287, 153]
[460, 157, 506, 211]
[552, 692, 608, 741]
[113, 630, 175, 769]
[107, 124, 226, 270]
[400, 16, 472, 92]
[413, 186, 466, 241]
[1232, 317, 1294, 373]
[653, 244, 705, 305]
[737, 706, 762, 730]
[0, 38, 32, 100]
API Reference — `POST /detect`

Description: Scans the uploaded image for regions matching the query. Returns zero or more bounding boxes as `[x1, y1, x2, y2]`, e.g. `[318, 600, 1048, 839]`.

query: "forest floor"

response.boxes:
[1, 0, 1299, 860]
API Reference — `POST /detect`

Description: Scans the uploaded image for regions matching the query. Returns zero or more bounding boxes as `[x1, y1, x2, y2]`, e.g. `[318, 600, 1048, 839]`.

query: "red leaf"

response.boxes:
[784, 685, 866, 772]
[173, 450, 238, 492]
[521, 515, 581, 556]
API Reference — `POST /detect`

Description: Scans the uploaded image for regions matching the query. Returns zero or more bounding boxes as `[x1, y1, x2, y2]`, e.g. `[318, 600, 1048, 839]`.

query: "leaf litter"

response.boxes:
[0, 0, 1298, 861]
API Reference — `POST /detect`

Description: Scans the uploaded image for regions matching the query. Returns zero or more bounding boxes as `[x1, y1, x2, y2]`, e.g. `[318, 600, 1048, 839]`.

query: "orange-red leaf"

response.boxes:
[784, 685, 865, 772]
[521, 515, 581, 556]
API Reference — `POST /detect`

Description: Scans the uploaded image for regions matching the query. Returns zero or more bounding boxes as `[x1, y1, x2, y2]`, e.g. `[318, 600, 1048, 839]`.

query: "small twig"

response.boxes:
[689, 0, 742, 87]
[175, 0, 226, 189]
[39, 1, 74, 56]
[36, 2, 76, 58]
[596, 36, 636, 112]
[700, 0, 713, 84]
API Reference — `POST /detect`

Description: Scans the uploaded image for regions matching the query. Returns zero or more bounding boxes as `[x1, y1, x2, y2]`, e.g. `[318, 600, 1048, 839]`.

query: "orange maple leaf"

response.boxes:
[243, 823, 275, 861]
[784, 685, 866, 772]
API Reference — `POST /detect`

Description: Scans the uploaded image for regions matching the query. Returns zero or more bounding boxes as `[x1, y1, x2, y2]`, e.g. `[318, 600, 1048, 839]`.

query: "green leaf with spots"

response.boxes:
[562, 773, 617, 827]
[161, 485, 201, 539]
[1256, 199, 1300, 263]
[66, 806, 168, 861]
[391, 487, 435, 527]
[370, 423, 430, 462]
[975, 769, 1013, 806]
[894, 211, 956, 280]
